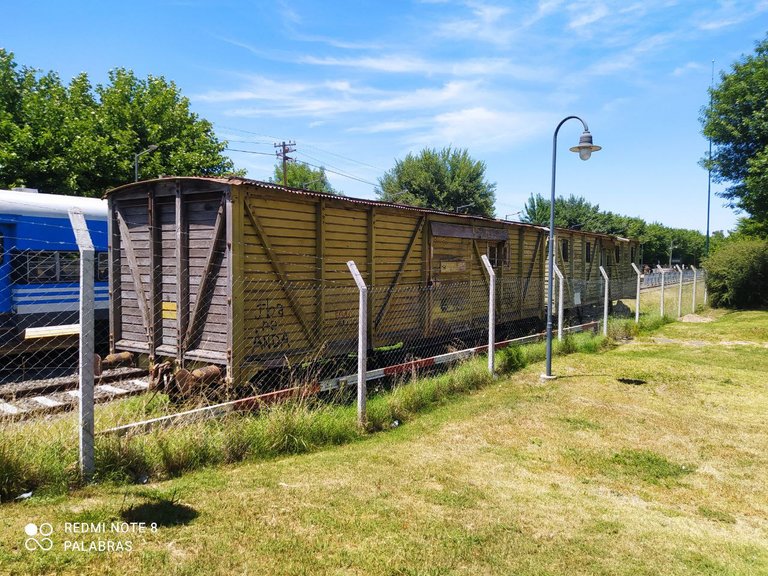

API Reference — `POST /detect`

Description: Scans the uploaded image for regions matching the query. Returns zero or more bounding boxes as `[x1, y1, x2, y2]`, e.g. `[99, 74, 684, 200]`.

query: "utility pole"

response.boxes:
[274, 141, 296, 186]
[706, 59, 715, 256]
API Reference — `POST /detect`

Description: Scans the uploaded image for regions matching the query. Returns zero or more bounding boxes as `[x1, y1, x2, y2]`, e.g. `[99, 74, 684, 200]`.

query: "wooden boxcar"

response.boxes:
[106, 177, 639, 393]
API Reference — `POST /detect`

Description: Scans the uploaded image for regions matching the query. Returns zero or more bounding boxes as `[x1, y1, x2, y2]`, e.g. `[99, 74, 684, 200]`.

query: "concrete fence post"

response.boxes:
[480, 255, 496, 375]
[691, 265, 698, 313]
[631, 263, 641, 323]
[553, 263, 564, 341]
[347, 261, 367, 429]
[656, 265, 666, 317]
[599, 265, 609, 337]
[675, 264, 683, 318]
[69, 209, 95, 481]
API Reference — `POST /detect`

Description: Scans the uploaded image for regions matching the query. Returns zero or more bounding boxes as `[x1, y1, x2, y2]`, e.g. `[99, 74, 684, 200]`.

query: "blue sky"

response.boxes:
[5, 1, 768, 233]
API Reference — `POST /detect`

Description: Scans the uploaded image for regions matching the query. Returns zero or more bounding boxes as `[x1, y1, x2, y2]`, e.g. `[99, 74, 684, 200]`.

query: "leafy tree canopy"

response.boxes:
[521, 192, 707, 266]
[0, 49, 239, 196]
[377, 147, 496, 218]
[701, 35, 768, 227]
[271, 161, 339, 194]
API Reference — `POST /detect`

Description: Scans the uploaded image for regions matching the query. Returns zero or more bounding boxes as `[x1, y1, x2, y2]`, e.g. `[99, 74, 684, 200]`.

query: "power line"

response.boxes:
[297, 159, 378, 187]
[225, 146, 379, 188]
[300, 142, 385, 172]
[224, 148, 275, 157]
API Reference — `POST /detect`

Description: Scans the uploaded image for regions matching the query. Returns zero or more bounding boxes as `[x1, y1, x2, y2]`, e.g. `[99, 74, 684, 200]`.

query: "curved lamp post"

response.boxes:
[134, 144, 159, 182]
[542, 116, 601, 380]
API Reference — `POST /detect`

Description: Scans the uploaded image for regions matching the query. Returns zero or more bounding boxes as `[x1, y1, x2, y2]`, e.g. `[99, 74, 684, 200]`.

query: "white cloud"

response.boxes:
[433, 1, 517, 47]
[567, 3, 609, 32]
[348, 119, 430, 134]
[672, 61, 705, 76]
[694, 1, 768, 30]
[408, 107, 549, 151]
[300, 55, 432, 73]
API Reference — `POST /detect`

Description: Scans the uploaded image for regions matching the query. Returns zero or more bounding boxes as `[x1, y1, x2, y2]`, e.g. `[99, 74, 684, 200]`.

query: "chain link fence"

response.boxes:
[0, 229, 710, 497]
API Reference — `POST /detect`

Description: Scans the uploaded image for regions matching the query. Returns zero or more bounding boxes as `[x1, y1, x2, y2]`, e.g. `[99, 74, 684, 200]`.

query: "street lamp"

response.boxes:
[134, 144, 159, 182]
[668, 241, 676, 268]
[543, 116, 601, 380]
[455, 202, 474, 213]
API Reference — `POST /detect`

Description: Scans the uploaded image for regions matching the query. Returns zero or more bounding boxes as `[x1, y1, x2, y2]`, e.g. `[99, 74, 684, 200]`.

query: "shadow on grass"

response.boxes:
[120, 494, 198, 527]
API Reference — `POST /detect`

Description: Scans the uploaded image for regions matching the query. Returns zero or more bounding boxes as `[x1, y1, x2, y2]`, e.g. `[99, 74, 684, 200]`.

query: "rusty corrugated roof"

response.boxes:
[106, 176, 636, 242]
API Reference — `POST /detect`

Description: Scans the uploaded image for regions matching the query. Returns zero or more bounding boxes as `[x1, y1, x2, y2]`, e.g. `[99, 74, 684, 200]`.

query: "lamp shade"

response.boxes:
[569, 131, 601, 161]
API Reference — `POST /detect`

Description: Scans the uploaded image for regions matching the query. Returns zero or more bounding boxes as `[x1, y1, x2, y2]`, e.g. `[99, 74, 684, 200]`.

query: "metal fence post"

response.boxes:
[69, 209, 95, 481]
[691, 265, 697, 313]
[480, 255, 496, 375]
[631, 263, 641, 323]
[656, 265, 666, 317]
[599, 265, 609, 336]
[675, 264, 683, 318]
[553, 263, 564, 341]
[347, 261, 367, 428]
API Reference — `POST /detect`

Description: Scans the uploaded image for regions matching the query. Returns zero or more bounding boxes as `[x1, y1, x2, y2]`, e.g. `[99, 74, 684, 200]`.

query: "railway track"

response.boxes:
[0, 367, 149, 419]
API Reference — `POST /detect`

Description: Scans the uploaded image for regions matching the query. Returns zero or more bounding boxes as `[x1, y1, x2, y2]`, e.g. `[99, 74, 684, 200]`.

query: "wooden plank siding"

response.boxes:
[108, 177, 639, 389]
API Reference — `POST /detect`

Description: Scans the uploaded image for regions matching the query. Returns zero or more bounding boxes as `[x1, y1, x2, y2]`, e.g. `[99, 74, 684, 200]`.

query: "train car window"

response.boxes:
[485, 242, 509, 268]
[97, 252, 109, 281]
[561, 239, 569, 262]
[11, 251, 27, 283]
[27, 252, 57, 282]
[487, 244, 499, 268]
[586, 242, 592, 263]
[59, 252, 80, 282]
[615, 247, 621, 263]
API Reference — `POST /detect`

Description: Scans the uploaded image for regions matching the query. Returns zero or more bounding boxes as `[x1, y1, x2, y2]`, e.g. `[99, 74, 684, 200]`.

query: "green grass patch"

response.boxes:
[609, 448, 694, 486]
[698, 505, 737, 524]
[2, 311, 768, 575]
[561, 416, 601, 431]
[0, 314, 696, 502]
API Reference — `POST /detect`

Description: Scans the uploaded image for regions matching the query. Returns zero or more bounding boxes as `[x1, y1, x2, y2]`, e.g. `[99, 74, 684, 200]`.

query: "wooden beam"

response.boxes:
[472, 240, 489, 290]
[374, 216, 425, 331]
[367, 207, 376, 339]
[516, 231, 525, 317]
[116, 209, 152, 342]
[148, 187, 160, 360]
[226, 187, 241, 389]
[521, 233, 542, 305]
[244, 201, 313, 343]
[108, 204, 121, 354]
[422, 215, 432, 337]
[184, 197, 226, 351]
[315, 199, 325, 341]
[175, 181, 189, 364]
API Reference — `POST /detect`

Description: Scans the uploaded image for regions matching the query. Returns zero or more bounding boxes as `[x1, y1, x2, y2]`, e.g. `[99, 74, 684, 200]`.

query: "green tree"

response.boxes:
[521, 193, 646, 238]
[377, 147, 496, 218]
[701, 35, 768, 228]
[0, 50, 238, 196]
[521, 192, 710, 266]
[272, 161, 338, 194]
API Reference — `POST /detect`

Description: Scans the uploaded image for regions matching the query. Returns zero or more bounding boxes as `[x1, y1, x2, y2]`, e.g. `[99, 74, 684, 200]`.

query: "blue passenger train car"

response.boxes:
[0, 188, 108, 353]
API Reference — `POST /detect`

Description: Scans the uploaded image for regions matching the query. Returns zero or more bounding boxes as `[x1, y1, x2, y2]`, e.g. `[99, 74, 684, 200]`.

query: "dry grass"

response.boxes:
[0, 311, 766, 575]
